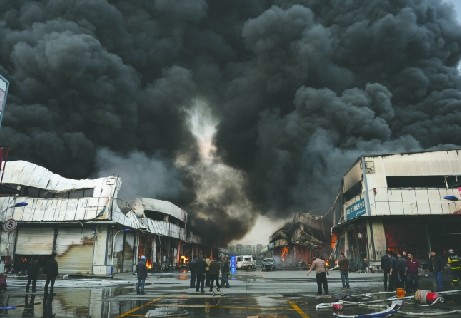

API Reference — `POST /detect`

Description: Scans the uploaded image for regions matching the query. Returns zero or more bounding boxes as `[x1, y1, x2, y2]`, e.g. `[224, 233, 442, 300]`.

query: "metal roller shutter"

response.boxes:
[16, 227, 54, 255]
[56, 228, 95, 275]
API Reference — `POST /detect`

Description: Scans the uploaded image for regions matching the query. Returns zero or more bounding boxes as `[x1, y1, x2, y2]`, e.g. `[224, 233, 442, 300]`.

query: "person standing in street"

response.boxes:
[189, 257, 197, 288]
[430, 249, 444, 292]
[338, 253, 350, 289]
[26, 257, 40, 293]
[396, 252, 407, 289]
[381, 251, 392, 291]
[405, 252, 420, 293]
[44, 253, 58, 294]
[136, 255, 148, 295]
[195, 255, 206, 293]
[363, 257, 370, 273]
[220, 256, 230, 288]
[447, 248, 461, 286]
[208, 257, 222, 294]
[307, 255, 329, 295]
[205, 256, 212, 287]
[388, 252, 398, 291]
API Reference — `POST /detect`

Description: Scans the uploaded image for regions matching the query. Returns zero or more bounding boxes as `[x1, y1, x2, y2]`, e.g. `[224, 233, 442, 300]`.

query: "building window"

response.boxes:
[387, 175, 461, 188]
[365, 161, 375, 174]
[343, 182, 362, 202]
[7, 185, 94, 198]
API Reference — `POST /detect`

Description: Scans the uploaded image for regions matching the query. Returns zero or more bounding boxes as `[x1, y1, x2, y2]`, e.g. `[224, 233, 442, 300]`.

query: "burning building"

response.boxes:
[268, 212, 331, 268]
[0, 161, 205, 276]
[332, 149, 461, 271]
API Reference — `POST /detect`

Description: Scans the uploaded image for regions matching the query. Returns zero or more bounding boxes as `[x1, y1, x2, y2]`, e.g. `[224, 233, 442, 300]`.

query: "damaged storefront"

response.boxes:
[0, 160, 204, 276]
[332, 149, 461, 271]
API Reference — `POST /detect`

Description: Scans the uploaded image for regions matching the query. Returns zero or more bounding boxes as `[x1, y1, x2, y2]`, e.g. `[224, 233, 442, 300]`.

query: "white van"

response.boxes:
[236, 255, 256, 270]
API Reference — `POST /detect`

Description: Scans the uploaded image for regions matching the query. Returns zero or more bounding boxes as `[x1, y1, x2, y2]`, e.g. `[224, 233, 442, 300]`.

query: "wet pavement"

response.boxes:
[0, 270, 460, 317]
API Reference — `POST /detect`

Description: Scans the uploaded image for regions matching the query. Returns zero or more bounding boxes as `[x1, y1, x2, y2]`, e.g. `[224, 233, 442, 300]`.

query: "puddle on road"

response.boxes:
[145, 306, 189, 317]
[2, 283, 460, 317]
[113, 288, 461, 318]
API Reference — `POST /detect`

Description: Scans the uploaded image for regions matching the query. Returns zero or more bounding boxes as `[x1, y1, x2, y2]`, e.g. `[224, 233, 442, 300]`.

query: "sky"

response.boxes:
[446, 0, 461, 21]
[1, 1, 461, 247]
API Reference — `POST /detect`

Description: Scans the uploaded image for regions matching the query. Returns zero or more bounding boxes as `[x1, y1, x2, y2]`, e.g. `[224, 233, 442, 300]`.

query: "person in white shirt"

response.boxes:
[307, 255, 329, 295]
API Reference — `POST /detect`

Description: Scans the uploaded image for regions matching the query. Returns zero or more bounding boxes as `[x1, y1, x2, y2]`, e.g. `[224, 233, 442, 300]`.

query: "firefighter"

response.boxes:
[447, 248, 461, 286]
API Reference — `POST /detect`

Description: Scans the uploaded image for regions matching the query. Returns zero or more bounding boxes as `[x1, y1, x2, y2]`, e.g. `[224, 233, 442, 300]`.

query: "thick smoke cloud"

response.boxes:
[1, 0, 461, 245]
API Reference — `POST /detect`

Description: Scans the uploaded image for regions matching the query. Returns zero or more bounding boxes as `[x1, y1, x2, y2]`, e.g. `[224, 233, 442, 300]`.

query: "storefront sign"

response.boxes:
[346, 198, 366, 220]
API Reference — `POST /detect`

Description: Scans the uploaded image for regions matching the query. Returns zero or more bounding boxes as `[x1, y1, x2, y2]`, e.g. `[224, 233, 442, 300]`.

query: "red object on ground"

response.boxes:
[414, 290, 440, 304]
[425, 291, 439, 304]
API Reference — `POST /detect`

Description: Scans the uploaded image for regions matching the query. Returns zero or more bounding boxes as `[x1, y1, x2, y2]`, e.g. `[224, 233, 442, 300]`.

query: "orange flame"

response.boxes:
[281, 246, 289, 262]
[146, 259, 153, 269]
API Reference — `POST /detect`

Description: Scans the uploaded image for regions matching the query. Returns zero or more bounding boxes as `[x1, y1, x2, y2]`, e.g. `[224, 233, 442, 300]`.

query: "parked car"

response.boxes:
[261, 258, 276, 271]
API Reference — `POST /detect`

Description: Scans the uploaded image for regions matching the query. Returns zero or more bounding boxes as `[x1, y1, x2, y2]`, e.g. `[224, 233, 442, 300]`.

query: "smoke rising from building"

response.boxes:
[1, 0, 461, 245]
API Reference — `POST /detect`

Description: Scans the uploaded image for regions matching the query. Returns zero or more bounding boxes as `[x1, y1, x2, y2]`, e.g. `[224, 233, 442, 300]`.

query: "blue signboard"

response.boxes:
[346, 198, 366, 220]
[230, 255, 236, 275]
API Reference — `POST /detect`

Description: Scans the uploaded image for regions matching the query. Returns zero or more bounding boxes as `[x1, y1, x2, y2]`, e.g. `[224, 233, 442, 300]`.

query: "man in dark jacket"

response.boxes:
[388, 252, 398, 291]
[189, 258, 197, 288]
[338, 253, 350, 289]
[220, 256, 230, 288]
[208, 257, 221, 293]
[195, 255, 206, 293]
[136, 255, 148, 294]
[431, 250, 444, 292]
[381, 251, 392, 291]
[396, 252, 407, 289]
[44, 253, 58, 294]
[26, 257, 40, 292]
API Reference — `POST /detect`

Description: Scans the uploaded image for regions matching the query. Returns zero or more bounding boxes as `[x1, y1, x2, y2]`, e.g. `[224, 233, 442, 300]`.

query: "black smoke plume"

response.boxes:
[1, 0, 461, 245]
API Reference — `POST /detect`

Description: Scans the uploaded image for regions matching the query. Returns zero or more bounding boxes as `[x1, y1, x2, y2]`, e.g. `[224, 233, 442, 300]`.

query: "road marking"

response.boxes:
[115, 295, 300, 317]
[116, 297, 163, 318]
[129, 303, 296, 310]
[288, 300, 310, 318]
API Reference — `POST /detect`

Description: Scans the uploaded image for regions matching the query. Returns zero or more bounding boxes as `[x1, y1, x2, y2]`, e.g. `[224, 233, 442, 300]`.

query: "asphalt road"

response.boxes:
[1, 269, 461, 317]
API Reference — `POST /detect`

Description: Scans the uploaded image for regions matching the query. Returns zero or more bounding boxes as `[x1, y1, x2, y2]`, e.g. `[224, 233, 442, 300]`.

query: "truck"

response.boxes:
[236, 255, 256, 270]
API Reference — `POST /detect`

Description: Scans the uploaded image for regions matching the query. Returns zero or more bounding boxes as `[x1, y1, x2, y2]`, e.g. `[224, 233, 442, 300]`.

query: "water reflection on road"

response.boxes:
[1, 270, 461, 317]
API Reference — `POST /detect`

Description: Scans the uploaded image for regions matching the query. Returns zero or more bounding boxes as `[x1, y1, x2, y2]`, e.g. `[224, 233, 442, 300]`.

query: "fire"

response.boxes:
[146, 259, 153, 269]
[281, 246, 289, 262]
[180, 255, 189, 264]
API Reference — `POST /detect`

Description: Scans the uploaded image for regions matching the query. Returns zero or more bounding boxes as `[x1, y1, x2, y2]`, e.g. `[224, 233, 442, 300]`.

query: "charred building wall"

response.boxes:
[332, 149, 461, 271]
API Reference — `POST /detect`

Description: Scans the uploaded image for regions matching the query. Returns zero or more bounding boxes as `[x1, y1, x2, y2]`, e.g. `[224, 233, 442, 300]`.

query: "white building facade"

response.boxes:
[0, 161, 203, 276]
[332, 149, 461, 270]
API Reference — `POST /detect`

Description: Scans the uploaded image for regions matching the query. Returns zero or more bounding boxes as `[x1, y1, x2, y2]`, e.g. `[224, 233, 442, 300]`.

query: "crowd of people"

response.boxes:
[302, 247, 461, 296]
[188, 255, 231, 294]
[24, 253, 59, 294]
[380, 248, 461, 293]
[22, 248, 459, 297]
